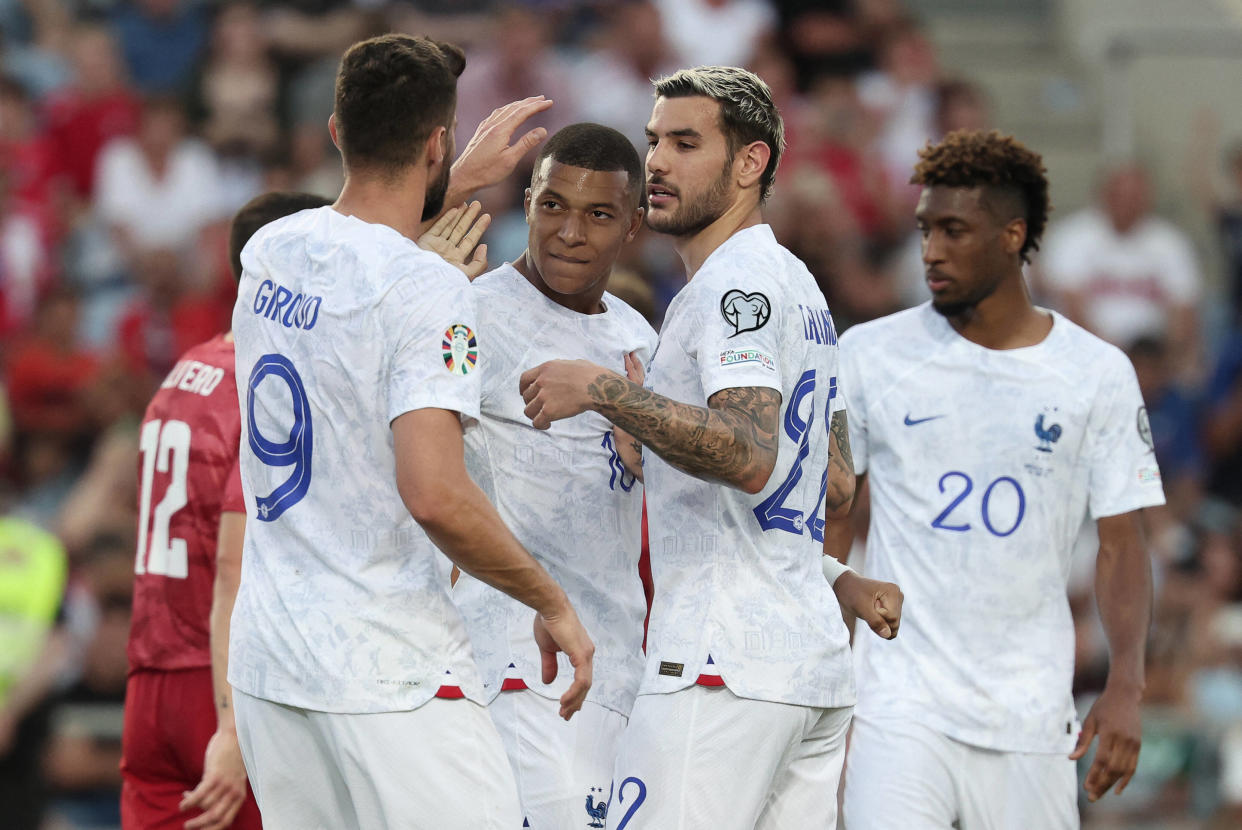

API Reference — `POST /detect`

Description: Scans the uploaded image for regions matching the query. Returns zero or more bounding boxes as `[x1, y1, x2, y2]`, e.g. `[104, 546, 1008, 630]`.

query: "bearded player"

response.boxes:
[121, 191, 330, 830]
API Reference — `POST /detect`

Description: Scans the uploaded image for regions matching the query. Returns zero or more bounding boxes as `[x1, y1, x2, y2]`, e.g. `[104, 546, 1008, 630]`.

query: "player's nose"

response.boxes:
[558, 213, 586, 245]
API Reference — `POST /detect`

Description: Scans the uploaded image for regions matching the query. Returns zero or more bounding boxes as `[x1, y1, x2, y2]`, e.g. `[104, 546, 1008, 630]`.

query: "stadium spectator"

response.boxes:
[1128, 336, 1203, 522]
[42, 534, 132, 829]
[0, 74, 59, 239]
[0, 510, 68, 830]
[454, 5, 571, 156]
[654, 0, 776, 69]
[0, 166, 50, 339]
[44, 24, 142, 204]
[932, 77, 990, 138]
[112, 0, 209, 95]
[857, 20, 940, 210]
[1041, 163, 1202, 372]
[4, 290, 99, 441]
[770, 0, 869, 83]
[116, 247, 226, 379]
[95, 95, 226, 259]
[569, 1, 678, 154]
[1189, 111, 1242, 329]
[195, 0, 280, 162]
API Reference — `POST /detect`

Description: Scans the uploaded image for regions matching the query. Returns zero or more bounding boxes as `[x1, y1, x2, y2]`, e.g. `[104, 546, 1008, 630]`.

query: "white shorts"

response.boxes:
[612, 685, 852, 830]
[843, 716, 1079, 830]
[234, 690, 521, 830]
[488, 691, 626, 829]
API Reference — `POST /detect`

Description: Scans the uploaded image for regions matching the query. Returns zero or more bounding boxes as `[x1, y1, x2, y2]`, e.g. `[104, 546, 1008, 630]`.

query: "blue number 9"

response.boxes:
[246, 353, 313, 522]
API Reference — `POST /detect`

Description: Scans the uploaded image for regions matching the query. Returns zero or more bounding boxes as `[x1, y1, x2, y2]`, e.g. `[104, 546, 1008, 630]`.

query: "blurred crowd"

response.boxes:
[0, 0, 1240, 827]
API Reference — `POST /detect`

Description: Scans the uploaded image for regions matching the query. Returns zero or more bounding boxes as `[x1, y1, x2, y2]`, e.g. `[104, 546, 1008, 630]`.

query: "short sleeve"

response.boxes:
[221, 458, 245, 514]
[837, 332, 868, 475]
[695, 271, 783, 398]
[1086, 355, 1167, 518]
[384, 260, 482, 423]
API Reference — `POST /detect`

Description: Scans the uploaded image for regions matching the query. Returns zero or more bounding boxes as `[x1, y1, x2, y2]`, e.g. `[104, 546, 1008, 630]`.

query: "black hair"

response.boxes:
[912, 129, 1051, 264]
[333, 34, 466, 175]
[532, 122, 645, 209]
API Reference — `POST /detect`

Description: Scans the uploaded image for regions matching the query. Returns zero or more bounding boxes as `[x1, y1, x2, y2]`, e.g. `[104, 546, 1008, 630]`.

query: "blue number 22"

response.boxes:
[246, 353, 313, 522]
[753, 369, 836, 542]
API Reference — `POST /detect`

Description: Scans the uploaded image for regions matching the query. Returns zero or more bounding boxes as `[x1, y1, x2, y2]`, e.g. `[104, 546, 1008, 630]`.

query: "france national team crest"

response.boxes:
[1034, 412, 1062, 453]
[584, 786, 608, 827]
[441, 323, 477, 375]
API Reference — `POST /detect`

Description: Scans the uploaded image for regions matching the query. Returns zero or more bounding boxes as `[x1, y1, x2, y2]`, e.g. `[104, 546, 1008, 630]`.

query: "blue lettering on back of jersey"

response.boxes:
[798, 304, 837, 346]
[252, 279, 322, 330]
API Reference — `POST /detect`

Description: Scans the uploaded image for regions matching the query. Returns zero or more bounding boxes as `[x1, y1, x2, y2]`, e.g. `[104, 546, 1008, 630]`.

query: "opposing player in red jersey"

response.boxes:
[121, 192, 331, 830]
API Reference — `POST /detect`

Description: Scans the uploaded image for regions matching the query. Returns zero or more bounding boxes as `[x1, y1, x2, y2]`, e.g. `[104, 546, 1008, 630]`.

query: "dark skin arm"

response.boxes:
[821, 470, 903, 641]
[1070, 509, 1152, 801]
[518, 359, 779, 494]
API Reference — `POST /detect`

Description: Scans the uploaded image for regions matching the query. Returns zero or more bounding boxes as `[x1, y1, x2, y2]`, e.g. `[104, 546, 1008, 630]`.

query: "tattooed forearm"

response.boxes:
[586, 374, 780, 492]
[613, 425, 645, 482]
[825, 410, 855, 513]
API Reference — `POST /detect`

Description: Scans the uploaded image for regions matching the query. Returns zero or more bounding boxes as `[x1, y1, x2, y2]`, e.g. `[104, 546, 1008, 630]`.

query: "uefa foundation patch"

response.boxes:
[442, 324, 478, 375]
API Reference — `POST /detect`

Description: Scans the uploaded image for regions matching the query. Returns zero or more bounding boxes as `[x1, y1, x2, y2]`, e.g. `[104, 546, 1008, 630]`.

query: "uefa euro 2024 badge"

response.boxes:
[442, 323, 477, 375]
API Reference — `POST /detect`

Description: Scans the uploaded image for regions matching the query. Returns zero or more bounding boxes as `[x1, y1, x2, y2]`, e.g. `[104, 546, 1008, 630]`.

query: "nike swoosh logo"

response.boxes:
[904, 414, 945, 426]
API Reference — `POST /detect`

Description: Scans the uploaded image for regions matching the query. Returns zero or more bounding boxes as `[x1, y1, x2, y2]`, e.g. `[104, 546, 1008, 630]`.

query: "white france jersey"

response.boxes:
[841, 303, 1165, 753]
[454, 263, 656, 715]
[641, 224, 854, 708]
[229, 206, 486, 713]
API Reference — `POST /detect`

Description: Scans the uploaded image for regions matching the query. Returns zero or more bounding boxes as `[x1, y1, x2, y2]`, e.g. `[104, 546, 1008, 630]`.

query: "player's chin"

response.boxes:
[543, 263, 602, 294]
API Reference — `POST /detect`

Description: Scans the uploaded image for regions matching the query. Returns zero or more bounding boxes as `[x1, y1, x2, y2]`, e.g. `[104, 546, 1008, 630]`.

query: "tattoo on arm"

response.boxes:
[585, 375, 780, 489]
[825, 410, 854, 512]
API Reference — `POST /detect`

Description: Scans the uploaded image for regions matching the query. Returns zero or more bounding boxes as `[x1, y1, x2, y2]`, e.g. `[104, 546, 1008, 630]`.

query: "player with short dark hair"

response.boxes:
[121, 190, 329, 830]
[431, 121, 655, 828]
[228, 34, 593, 829]
[832, 129, 1162, 829]
[518, 66, 903, 829]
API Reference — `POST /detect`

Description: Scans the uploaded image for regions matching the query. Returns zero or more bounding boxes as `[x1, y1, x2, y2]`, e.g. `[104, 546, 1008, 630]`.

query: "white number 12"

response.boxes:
[135, 419, 191, 578]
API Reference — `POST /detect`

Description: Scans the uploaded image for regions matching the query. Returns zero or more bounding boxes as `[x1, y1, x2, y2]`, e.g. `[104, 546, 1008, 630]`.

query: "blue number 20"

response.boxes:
[753, 369, 836, 541]
[931, 471, 1025, 537]
[246, 353, 313, 522]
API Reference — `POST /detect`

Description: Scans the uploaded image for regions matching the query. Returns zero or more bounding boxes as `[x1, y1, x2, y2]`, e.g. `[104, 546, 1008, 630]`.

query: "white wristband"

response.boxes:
[822, 555, 854, 585]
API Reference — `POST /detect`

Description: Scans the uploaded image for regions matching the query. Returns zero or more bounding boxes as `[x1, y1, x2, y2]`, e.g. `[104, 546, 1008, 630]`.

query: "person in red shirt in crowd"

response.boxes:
[121, 191, 330, 830]
[4, 289, 98, 440]
[43, 25, 141, 203]
[116, 247, 229, 380]
[0, 75, 61, 244]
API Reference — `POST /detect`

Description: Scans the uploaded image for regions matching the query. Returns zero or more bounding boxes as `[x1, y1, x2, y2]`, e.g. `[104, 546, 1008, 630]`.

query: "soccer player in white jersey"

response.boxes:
[227, 35, 594, 829]
[449, 122, 656, 829]
[830, 130, 1164, 829]
[519, 66, 903, 829]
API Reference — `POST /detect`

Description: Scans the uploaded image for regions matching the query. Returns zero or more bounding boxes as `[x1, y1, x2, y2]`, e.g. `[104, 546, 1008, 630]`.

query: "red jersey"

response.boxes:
[127, 334, 244, 673]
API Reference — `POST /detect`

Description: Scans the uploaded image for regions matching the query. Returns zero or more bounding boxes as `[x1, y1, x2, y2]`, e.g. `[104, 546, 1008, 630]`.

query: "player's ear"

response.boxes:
[426, 125, 448, 166]
[735, 140, 770, 192]
[328, 114, 340, 151]
[625, 207, 644, 242]
[523, 188, 533, 220]
[1002, 217, 1027, 257]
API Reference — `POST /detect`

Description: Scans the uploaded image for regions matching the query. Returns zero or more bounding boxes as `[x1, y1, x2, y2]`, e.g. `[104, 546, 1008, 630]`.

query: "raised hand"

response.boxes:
[451, 96, 554, 197]
[419, 201, 491, 279]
